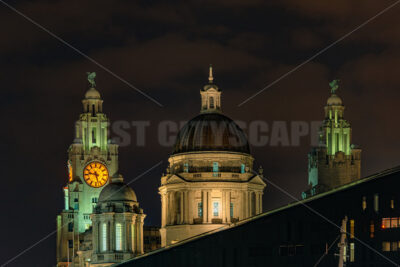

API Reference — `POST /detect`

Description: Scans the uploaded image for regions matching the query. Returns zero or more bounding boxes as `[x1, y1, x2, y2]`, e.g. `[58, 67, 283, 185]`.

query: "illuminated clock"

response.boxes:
[83, 162, 109, 188]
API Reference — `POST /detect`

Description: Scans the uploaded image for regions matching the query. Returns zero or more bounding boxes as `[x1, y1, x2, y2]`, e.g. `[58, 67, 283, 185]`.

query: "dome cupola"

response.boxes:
[98, 176, 137, 203]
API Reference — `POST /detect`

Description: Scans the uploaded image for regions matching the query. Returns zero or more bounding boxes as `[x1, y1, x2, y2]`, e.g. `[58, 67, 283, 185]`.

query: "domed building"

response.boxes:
[159, 66, 266, 246]
[88, 176, 146, 266]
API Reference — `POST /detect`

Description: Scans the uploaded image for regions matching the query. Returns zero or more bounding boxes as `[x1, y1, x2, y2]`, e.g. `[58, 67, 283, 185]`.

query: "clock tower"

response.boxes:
[56, 74, 119, 266]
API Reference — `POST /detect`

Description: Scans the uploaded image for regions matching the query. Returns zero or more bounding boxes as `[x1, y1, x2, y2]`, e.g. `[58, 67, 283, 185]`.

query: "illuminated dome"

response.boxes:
[85, 87, 101, 99]
[172, 113, 250, 155]
[327, 94, 342, 106]
[98, 178, 137, 203]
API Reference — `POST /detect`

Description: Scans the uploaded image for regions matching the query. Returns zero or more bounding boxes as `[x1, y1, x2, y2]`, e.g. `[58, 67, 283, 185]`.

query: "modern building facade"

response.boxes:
[118, 165, 400, 267]
[56, 76, 145, 267]
[159, 66, 266, 246]
[303, 81, 361, 198]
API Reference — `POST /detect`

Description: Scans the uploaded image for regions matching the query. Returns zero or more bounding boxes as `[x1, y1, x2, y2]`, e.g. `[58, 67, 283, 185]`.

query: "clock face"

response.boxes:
[83, 162, 109, 188]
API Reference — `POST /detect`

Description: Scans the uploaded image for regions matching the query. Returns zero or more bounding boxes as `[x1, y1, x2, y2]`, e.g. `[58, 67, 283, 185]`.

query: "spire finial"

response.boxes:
[329, 79, 339, 94]
[208, 64, 213, 83]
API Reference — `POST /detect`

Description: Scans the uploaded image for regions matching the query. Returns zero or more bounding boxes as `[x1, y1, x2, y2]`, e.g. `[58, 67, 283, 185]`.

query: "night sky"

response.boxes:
[2, 1, 400, 266]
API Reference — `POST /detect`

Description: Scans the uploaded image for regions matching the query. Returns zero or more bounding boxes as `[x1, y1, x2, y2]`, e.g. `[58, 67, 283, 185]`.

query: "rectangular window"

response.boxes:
[213, 202, 219, 217]
[370, 221, 375, 238]
[115, 223, 122, 251]
[391, 199, 395, 209]
[362, 196, 367, 211]
[374, 194, 379, 213]
[382, 242, 390, 252]
[241, 164, 245, 174]
[382, 218, 391, 229]
[184, 163, 189, 173]
[197, 202, 203, 217]
[102, 223, 107, 252]
[391, 218, 398, 228]
[350, 243, 355, 262]
[92, 128, 96, 143]
[392, 242, 398, 251]
[350, 220, 355, 239]
[230, 203, 234, 218]
[68, 240, 73, 248]
[68, 222, 73, 232]
[213, 162, 219, 177]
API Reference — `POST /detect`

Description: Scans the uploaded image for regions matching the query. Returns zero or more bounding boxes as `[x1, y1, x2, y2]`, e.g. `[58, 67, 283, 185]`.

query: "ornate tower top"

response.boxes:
[200, 65, 221, 113]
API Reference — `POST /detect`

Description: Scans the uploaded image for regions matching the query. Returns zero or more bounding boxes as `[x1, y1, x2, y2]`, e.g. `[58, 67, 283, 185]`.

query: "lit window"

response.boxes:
[350, 220, 355, 239]
[362, 196, 367, 211]
[101, 223, 107, 251]
[213, 202, 219, 217]
[115, 223, 122, 251]
[197, 202, 203, 218]
[213, 162, 219, 176]
[370, 221, 375, 238]
[382, 218, 391, 229]
[230, 203, 234, 218]
[350, 243, 355, 262]
[241, 164, 245, 174]
[374, 194, 379, 213]
[382, 242, 390, 252]
[392, 242, 398, 251]
[391, 218, 398, 228]
[391, 199, 395, 209]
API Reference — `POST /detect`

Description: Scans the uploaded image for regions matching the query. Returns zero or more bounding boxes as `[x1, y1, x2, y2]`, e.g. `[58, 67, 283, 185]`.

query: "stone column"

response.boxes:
[184, 191, 189, 223]
[162, 193, 167, 227]
[187, 190, 193, 223]
[226, 191, 231, 223]
[222, 190, 226, 223]
[201, 190, 206, 223]
[180, 191, 184, 224]
[123, 220, 128, 252]
[207, 190, 212, 223]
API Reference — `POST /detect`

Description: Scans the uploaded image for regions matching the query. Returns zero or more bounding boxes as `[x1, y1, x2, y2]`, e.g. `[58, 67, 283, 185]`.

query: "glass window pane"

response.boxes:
[391, 218, 398, 228]
[213, 202, 219, 217]
[382, 242, 390, 251]
[382, 218, 391, 229]
[115, 223, 122, 251]
[197, 202, 203, 217]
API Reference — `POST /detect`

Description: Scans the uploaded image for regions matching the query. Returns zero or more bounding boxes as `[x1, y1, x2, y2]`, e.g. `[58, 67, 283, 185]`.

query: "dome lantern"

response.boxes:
[200, 65, 222, 113]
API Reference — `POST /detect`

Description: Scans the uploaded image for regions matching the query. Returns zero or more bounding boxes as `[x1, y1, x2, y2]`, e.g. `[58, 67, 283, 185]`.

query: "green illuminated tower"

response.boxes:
[303, 80, 361, 198]
[56, 74, 119, 266]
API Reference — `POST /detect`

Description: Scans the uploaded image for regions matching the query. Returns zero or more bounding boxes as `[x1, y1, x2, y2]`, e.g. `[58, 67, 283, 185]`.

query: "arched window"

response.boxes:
[101, 223, 107, 251]
[209, 97, 214, 108]
[115, 223, 122, 251]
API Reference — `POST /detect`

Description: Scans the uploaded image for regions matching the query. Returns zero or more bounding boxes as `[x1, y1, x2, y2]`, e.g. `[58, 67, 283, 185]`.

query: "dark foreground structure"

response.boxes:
[116, 166, 400, 267]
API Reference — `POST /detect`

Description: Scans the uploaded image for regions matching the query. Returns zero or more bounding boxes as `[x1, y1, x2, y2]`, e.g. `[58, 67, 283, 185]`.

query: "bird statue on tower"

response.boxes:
[87, 72, 96, 87]
[329, 79, 339, 94]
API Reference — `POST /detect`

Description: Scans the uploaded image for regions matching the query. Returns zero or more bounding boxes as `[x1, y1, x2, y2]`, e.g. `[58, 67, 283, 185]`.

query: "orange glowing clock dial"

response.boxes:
[83, 162, 109, 188]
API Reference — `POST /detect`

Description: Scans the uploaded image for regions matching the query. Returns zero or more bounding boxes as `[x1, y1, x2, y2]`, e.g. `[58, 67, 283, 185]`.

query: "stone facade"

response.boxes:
[159, 67, 266, 246]
[56, 81, 145, 267]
